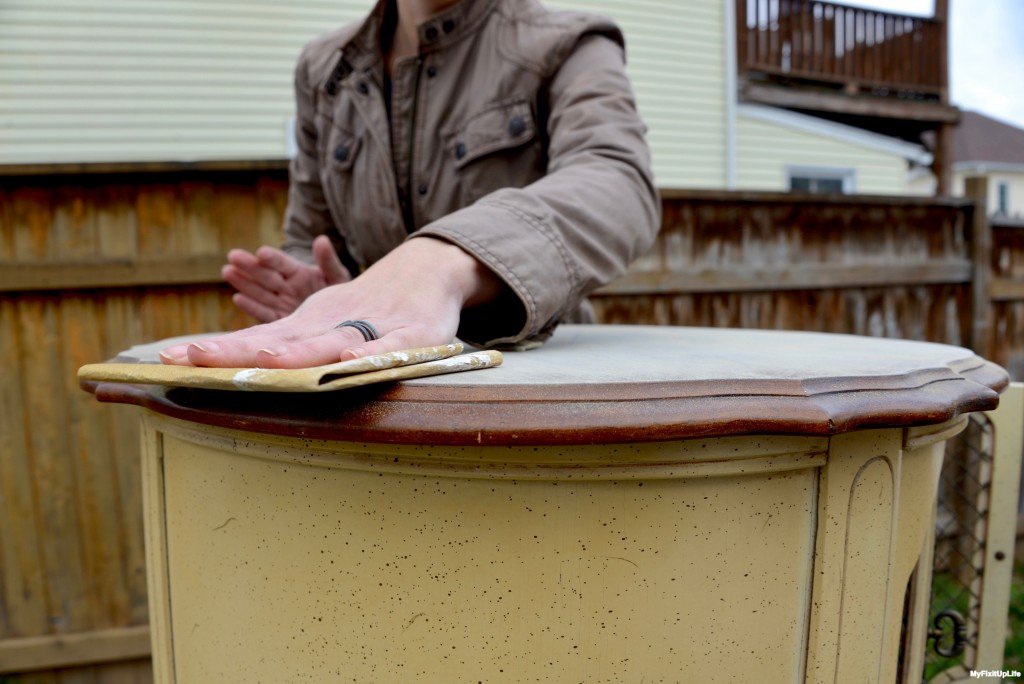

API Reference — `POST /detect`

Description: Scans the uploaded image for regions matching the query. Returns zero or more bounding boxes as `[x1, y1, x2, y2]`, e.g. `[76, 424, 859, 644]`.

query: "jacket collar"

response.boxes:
[341, 0, 499, 72]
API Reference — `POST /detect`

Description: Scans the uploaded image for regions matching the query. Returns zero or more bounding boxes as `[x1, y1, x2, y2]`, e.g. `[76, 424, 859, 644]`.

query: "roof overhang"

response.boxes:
[739, 104, 934, 165]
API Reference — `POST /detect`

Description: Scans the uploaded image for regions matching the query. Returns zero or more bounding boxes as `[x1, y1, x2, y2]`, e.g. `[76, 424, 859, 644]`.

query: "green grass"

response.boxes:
[925, 571, 971, 680]
[1006, 564, 1024, 671]
[924, 564, 1024, 679]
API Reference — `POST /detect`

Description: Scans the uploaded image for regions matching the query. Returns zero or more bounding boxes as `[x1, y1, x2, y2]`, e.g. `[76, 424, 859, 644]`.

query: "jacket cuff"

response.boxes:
[412, 199, 578, 347]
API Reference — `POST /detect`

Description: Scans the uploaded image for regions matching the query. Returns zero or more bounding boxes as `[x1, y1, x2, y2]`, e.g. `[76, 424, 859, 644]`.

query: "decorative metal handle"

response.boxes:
[927, 609, 967, 658]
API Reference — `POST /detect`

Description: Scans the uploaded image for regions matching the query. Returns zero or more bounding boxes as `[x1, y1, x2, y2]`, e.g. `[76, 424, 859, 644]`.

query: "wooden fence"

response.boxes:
[990, 215, 1024, 380]
[0, 163, 1020, 681]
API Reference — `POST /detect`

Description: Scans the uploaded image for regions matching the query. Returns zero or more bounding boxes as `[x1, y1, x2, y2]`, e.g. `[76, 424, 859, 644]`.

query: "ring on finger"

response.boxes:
[335, 319, 380, 342]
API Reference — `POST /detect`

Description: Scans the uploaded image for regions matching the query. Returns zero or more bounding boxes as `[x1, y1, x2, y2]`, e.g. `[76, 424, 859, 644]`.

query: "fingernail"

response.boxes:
[258, 347, 286, 357]
[159, 351, 187, 364]
[343, 347, 366, 360]
[190, 342, 220, 354]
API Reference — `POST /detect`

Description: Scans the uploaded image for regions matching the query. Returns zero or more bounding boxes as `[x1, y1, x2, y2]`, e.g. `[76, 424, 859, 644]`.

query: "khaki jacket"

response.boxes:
[282, 0, 659, 347]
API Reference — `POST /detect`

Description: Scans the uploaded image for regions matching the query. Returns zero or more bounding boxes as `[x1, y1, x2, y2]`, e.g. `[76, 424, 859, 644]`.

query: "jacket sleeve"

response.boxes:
[411, 31, 660, 347]
[280, 46, 332, 265]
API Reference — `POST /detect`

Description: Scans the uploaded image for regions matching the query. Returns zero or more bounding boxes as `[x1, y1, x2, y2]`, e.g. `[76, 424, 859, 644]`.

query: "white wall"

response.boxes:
[0, 0, 372, 163]
[2, 0, 729, 188]
[990, 173, 1024, 219]
[2, 0, 921, 197]
[737, 114, 914, 195]
[909, 169, 1024, 215]
[548, 0, 728, 189]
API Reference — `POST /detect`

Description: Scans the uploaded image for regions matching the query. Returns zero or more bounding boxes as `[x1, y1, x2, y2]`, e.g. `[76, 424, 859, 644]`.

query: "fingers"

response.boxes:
[179, 324, 362, 369]
[335, 333, 414, 361]
[225, 251, 290, 295]
[160, 327, 438, 369]
[232, 292, 284, 324]
[250, 325, 418, 369]
[312, 235, 352, 285]
[255, 245, 304, 278]
[159, 344, 190, 365]
[222, 264, 297, 315]
[159, 319, 279, 365]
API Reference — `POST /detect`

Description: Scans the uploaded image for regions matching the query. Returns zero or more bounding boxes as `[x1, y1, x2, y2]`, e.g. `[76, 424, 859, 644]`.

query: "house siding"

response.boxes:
[736, 115, 911, 195]
[957, 172, 1024, 219]
[909, 171, 1024, 217]
[980, 172, 1024, 219]
[3, 0, 919, 196]
[548, 0, 727, 188]
[0, 0, 371, 163]
[1, 0, 728, 188]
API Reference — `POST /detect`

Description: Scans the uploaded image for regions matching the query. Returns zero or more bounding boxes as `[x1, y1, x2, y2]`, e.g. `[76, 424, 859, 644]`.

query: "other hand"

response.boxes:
[223, 234, 351, 322]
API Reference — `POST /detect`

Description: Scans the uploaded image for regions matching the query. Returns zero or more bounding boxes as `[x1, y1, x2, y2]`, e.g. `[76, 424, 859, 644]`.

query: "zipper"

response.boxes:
[402, 56, 425, 234]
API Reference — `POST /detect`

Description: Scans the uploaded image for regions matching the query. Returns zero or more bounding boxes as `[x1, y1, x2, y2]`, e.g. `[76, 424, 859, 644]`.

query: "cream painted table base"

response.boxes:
[87, 325, 1006, 683]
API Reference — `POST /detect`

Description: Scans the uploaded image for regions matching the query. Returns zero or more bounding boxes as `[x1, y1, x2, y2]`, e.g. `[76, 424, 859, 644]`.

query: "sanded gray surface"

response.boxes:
[119, 325, 977, 387]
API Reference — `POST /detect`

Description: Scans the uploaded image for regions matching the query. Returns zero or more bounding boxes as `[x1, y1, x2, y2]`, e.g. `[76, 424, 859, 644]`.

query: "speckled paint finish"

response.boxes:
[147, 416, 830, 683]
[135, 417, 972, 683]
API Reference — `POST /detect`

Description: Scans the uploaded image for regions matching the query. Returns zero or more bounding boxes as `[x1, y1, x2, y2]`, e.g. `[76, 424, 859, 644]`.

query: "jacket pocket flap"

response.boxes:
[326, 130, 361, 171]
[449, 100, 536, 169]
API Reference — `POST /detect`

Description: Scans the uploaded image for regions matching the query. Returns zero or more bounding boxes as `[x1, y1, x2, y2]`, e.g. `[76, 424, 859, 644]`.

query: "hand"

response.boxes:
[160, 237, 505, 368]
[222, 235, 351, 322]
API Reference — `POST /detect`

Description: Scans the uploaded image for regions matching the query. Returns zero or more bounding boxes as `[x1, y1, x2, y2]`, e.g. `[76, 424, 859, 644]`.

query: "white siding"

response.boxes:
[548, 0, 726, 188]
[736, 115, 911, 195]
[922, 171, 1024, 218]
[983, 172, 1024, 219]
[10, 0, 919, 195]
[906, 172, 935, 196]
[0, 0, 373, 163]
[2, 0, 729, 187]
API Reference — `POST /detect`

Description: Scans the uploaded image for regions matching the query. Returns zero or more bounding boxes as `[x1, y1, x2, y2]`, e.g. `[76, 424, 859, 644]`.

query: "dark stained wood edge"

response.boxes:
[81, 357, 1008, 446]
[739, 81, 960, 123]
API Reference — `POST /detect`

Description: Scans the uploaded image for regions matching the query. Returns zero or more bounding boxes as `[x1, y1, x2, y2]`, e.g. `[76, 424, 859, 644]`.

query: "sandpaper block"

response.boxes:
[78, 343, 502, 392]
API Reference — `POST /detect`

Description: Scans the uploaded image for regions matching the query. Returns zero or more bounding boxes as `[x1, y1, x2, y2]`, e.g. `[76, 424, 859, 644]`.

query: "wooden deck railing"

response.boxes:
[737, 0, 945, 99]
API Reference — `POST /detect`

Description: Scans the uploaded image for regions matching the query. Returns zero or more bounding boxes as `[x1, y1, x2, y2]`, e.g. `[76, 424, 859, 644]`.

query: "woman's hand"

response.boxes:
[160, 237, 505, 368]
[223, 234, 351, 322]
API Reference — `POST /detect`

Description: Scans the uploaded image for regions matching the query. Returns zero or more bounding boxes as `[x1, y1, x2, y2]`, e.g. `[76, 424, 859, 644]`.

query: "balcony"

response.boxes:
[737, 0, 958, 124]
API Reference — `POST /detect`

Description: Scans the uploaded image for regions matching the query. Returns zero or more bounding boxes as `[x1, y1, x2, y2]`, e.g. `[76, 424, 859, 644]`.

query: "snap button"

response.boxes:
[442, 18, 456, 33]
[357, 81, 369, 95]
[508, 114, 526, 136]
[424, 26, 439, 41]
[454, 142, 466, 160]
[417, 183, 428, 196]
[426, 65, 437, 78]
[333, 145, 350, 163]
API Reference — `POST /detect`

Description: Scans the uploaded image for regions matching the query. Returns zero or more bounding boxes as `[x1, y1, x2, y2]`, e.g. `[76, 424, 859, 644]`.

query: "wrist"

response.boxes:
[384, 237, 505, 308]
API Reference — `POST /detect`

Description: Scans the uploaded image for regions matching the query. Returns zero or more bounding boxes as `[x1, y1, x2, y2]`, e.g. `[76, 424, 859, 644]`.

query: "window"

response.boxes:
[997, 181, 1010, 215]
[787, 166, 856, 195]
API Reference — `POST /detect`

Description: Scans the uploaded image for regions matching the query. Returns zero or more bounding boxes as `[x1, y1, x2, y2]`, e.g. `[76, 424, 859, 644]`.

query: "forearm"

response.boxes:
[358, 236, 506, 310]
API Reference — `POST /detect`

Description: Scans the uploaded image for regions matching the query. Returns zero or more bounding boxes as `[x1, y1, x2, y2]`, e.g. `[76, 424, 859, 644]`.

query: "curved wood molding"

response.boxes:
[84, 325, 1008, 447]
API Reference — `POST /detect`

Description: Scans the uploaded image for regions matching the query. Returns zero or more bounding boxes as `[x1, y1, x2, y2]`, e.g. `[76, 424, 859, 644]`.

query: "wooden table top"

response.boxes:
[86, 325, 1008, 446]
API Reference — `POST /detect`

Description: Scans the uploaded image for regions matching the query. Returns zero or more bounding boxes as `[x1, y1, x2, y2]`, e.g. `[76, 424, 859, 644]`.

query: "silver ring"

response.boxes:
[335, 319, 380, 342]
